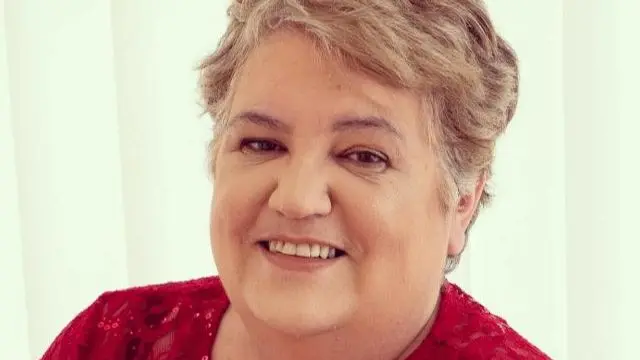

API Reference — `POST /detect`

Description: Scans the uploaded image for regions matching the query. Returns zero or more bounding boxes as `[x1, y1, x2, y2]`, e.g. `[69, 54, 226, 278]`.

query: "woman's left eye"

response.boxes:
[344, 150, 390, 168]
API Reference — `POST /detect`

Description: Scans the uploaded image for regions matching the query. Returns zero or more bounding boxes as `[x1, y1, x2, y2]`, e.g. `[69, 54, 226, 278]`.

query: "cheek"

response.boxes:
[339, 180, 448, 275]
[210, 163, 269, 253]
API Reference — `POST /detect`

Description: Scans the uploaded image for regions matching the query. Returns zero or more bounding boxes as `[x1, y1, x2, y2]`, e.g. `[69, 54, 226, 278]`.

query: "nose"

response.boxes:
[268, 157, 332, 219]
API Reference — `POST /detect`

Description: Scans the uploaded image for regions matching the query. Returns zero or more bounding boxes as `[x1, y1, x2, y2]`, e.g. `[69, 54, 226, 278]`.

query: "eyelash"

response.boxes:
[238, 138, 391, 168]
[239, 138, 286, 153]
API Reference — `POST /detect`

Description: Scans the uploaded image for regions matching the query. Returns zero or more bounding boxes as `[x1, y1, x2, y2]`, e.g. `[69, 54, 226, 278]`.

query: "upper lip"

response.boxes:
[256, 234, 346, 253]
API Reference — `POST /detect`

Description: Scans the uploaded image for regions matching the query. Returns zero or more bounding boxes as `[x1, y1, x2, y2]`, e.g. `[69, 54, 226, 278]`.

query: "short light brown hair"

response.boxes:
[198, 0, 519, 272]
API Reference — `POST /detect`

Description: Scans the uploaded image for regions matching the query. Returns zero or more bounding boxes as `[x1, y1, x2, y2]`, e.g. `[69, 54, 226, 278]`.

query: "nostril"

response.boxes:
[267, 178, 332, 220]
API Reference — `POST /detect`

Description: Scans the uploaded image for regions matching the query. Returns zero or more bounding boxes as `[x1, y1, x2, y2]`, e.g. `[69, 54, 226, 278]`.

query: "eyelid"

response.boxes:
[345, 147, 389, 161]
[342, 148, 392, 172]
[240, 137, 287, 152]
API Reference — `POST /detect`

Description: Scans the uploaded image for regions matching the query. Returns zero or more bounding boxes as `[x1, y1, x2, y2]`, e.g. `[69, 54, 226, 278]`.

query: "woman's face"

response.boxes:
[211, 29, 479, 336]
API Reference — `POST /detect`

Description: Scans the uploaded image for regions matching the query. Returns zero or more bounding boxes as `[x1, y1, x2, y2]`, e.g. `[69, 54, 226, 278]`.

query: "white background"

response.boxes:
[1, 1, 638, 359]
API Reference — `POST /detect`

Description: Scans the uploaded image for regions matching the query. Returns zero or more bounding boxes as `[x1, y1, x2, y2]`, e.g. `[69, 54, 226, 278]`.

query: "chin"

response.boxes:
[241, 278, 357, 337]
[249, 303, 352, 337]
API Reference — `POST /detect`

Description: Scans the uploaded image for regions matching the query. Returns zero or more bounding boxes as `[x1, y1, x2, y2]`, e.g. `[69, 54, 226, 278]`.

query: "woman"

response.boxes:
[42, 0, 551, 359]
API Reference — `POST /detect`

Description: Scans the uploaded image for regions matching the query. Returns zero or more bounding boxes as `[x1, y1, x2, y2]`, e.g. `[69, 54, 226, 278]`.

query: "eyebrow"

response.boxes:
[230, 111, 291, 132]
[230, 111, 403, 139]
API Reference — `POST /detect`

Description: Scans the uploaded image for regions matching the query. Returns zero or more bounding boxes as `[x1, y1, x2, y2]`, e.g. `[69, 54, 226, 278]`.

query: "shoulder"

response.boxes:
[95, 276, 227, 316]
[414, 282, 551, 360]
[91, 276, 227, 333]
[41, 276, 228, 360]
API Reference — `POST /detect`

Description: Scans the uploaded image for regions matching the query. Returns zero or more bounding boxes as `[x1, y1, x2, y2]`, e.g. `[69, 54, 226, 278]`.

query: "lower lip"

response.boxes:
[257, 244, 343, 273]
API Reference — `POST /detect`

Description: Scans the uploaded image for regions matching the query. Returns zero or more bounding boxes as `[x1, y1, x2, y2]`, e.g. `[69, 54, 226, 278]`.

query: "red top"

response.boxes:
[40, 276, 550, 359]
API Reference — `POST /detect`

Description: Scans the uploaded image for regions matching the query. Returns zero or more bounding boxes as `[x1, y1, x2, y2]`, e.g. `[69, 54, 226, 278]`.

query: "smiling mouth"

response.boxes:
[258, 240, 346, 259]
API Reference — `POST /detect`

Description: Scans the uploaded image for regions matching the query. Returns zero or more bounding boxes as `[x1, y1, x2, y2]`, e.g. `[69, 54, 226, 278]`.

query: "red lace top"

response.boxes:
[40, 276, 550, 359]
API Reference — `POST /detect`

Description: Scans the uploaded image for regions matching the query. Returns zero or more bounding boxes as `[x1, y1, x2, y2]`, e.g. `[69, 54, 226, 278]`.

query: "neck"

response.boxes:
[214, 298, 441, 360]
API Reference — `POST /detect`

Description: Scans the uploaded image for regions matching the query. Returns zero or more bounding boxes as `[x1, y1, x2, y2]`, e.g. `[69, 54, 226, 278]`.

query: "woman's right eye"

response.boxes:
[239, 138, 285, 153]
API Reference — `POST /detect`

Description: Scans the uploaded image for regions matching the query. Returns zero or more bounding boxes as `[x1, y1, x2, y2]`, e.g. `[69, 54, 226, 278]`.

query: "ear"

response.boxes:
[447, 172, 487, 256]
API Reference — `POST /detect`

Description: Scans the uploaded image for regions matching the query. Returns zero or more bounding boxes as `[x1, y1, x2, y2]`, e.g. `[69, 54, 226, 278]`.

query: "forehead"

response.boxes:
[229, 30, 424, 133]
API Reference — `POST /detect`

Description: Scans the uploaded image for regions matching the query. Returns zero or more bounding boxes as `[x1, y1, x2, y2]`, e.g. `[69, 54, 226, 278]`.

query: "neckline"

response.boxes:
[202, 278, 453, 360]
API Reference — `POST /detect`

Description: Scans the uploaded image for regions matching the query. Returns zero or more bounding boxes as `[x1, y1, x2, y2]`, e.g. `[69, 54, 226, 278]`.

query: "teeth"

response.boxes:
[295, 243, 311, 257]
[320, 246, 330, 259]
[282, 242, 297, 256]
[310, 244, 321, 258]
[267, 240, 339, 259]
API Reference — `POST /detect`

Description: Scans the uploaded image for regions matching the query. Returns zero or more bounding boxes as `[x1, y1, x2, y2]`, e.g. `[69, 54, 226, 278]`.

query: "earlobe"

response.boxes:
[447, 230, 466, 256]
[446, 193, 474, 256]
[446, 172, 487, 257]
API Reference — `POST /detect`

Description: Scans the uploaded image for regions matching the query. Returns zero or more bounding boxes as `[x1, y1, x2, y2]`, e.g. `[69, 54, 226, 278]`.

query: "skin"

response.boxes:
[209, 29, 485, 360]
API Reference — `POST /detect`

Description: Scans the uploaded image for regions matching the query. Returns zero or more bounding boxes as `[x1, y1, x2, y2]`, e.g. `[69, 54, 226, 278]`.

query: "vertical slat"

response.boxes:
[614, 1, 640, 357]
[0, 1, 31, 358]
[3, 1, 129, 356]
[564, 0, 630, 358]
[110, 0, 225, 286]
